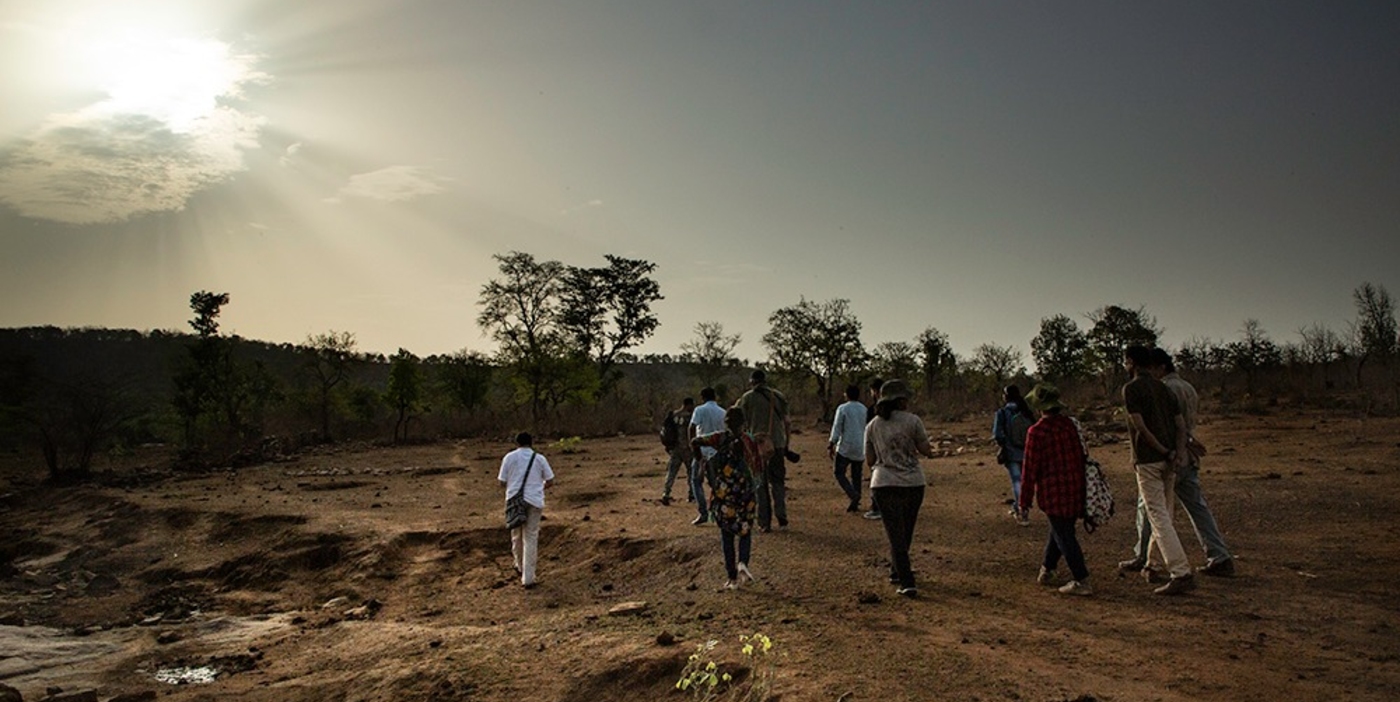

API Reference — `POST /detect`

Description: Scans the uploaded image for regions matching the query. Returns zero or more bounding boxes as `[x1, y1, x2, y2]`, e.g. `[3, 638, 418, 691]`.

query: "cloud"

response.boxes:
[279, 142, 302, 168]
[0, 105, 264, 224]
[559, 198, 604, 215]
[325, 166, 449, 204]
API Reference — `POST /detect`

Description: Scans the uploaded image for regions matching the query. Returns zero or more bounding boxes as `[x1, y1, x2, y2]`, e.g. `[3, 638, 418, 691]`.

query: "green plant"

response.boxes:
[676, 633, 776, 701]
[551, 436, 583, 454]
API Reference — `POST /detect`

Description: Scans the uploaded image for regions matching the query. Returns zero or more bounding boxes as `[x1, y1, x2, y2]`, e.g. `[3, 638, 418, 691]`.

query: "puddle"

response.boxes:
[154, 666, 218, 684]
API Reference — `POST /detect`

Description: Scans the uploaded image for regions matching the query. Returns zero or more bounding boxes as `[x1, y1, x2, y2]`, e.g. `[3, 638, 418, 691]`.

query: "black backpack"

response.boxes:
[660, 410, 682, 448]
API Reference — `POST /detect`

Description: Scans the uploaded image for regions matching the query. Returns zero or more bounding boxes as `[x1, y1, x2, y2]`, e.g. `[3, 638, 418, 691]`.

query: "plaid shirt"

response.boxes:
[1018, 413, 1086, 518]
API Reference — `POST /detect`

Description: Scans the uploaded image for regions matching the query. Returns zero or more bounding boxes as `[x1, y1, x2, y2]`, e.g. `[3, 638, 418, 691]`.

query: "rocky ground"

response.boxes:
[1, 406, 1398, 701]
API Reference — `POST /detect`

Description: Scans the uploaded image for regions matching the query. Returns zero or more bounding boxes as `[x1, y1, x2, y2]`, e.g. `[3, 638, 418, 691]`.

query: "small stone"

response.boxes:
[607, 601, 648, 616]
[856, 591, 881, 605]
[656, 631, 676, 646]
[155, 630, 182, 645]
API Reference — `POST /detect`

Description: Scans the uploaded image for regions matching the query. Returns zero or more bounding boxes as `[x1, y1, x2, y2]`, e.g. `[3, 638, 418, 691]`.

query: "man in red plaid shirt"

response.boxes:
[1018, 384, 1091, 596]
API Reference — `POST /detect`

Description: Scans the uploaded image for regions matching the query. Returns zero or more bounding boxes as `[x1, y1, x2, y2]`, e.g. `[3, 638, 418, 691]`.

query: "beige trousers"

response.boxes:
[511, 505, 544, 585]
[1135, 461, 1192, 578]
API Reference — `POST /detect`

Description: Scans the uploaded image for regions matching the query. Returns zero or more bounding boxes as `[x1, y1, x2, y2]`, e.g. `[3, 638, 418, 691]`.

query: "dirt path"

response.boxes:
[1, 408, 1398, 701]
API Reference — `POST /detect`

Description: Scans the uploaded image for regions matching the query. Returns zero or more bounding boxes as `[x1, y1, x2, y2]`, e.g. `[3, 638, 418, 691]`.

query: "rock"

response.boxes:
[344, 599, 383, 620]
[856, 591, 881, 605]
[0, 682, 20, 702]
[607, 601, 649, 616]
[85, 573, 120, 596]
[0, 612, 24, 626]
[656, 631, 676, 646]
[155, 630, 182, 645]
[320, 596, 351, 610]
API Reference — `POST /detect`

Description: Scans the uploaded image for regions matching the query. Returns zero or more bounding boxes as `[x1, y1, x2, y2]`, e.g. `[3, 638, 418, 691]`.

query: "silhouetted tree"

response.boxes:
[1030, 314, 1091, 381]
[917, 327, 958, 392]
[385, 348, 422, 443]
[969, 343, 1025, 391]
[1087, 305, 1161, 377]
[762, 298, 866, 421]
[680, 321, 742, 386]
[303, 330, 356, 440]
[870, 341, 920, 382]
[558, 255, 663, 386]
[1226, 319, 1282, 395]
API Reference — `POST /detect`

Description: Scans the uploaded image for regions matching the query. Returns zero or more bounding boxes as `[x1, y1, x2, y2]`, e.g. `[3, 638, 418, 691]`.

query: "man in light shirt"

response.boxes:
[828, 384, 867, 513]
[688, 387, 725, 525]
[498, 432, 555, 589]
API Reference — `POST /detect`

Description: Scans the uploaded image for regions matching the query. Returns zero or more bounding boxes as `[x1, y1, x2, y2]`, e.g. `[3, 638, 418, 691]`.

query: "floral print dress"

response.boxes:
[694, 430, 758, 536]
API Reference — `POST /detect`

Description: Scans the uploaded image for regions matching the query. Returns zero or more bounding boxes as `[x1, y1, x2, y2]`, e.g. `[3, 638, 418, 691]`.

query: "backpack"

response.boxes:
[1082, 457, 1115, 533]
[1007, 411, 1033, 450]
[659, 410, 682, 449]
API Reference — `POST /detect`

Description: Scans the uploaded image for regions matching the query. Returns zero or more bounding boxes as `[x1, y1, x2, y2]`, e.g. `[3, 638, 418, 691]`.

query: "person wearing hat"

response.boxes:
[862, 379, 933, 597]
[1018, 384, 1092, 596]
[736, 369, 792, 532]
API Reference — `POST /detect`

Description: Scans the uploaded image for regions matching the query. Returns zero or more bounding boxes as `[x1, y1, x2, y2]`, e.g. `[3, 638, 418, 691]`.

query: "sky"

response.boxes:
[1, 0, 1397, 367]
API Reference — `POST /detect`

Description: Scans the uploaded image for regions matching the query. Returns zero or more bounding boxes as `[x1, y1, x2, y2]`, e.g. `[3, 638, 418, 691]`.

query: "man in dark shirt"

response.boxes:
[1122, 345, 1195, 595]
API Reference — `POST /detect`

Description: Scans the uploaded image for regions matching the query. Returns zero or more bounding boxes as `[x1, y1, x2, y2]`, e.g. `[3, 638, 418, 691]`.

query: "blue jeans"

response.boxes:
[663, 447, 691, 498]
[834, 453, 862, 504]
[1004, 461, 1023, 505]
[721, 529, 752, 581]
[873, 485, 924, 588]
[755, 452, 788, 529]
[1044, 515, 1089, 581]
[689, 456, 710, 519]
[1132, 462, 1231, 564]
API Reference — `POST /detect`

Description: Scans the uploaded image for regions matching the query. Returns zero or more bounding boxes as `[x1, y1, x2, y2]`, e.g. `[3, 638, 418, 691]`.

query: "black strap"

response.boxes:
[510, 451, 538, 501]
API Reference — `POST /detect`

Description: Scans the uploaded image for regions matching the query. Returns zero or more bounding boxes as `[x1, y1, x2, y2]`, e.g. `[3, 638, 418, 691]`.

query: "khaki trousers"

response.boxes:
[1135, 461, 1192, 578]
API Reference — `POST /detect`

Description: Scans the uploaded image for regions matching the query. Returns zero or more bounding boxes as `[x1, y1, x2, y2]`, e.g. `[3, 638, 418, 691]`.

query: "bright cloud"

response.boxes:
[326, 166, 449, 204]
[0, 106, 263, 224]
[0, 32, 267, 224]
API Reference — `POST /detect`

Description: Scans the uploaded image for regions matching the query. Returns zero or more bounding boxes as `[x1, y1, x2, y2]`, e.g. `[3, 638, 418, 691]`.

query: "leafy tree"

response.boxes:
[916, 327, 958, 391]
[1087, 305, 1162, 375]
[172, 291, 279, 449]
[477, 251, 572, 424]
[303, 330, 356, 439]
[680, 321, 743, 386]
[870, 341, 920, 382]
[2, 355, 141, 481]
[761, 298, 866, 420]
[1030, 314, 1091, 381]
[435, 349, 494, 414]
[384, 348, 422, 443]
[558, 255, 663, 385]
[969, 343, 1025, 390]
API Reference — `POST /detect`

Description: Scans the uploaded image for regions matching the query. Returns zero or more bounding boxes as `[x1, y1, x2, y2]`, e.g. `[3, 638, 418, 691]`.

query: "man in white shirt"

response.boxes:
[688, 387, 726, 525]
[828, 384, 868, 513]
[498, 432, 555, 588]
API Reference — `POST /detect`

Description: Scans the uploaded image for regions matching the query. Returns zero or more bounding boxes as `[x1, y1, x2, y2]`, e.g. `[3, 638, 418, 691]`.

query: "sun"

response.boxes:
[79, 31, 259, 131]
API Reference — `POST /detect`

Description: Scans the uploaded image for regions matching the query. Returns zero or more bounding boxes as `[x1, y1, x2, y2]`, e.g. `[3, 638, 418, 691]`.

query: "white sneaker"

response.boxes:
[1037, 566, 1057, 586]
[719, 580, 739, 591]
[737, 562, 756, 583]
[1058, 580, 1093, 596]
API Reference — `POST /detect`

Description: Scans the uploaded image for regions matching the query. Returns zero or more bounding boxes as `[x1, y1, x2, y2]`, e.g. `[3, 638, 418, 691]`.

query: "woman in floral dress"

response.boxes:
[691, 407, 759, 590]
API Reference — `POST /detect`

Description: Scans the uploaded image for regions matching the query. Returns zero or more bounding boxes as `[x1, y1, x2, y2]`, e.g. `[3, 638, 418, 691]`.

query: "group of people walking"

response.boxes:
[1009, 344, 1235, 597]
[500, 345, 1234, 597]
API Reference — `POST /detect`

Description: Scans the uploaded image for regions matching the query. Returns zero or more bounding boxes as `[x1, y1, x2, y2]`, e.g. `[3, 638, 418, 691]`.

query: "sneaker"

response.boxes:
[846, 500, 861, 513]
[896, 586, 918, 598]
[1037, 566, 1057, 586]
[1016, 510, 1031, 527]
[1058, 580, 1093, 596]
[1199, 558, 1236, 577]
[1154, 574, 1197, 595]
[1141, 567, 1168, 584]
[660, 495, 672, 506]
[719, 580, 739, 591]
[758, 526, 772, 533]
[1117, 558, 1146, 573]
[888, 573, 900, 584]
[737, 562, 756, 583]
[690, 515, 708, 526]
[863, 510, 883, 520]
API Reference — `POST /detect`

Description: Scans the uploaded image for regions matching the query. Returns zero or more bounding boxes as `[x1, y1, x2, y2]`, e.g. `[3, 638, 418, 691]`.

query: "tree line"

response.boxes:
[2, 248, 1396, 483]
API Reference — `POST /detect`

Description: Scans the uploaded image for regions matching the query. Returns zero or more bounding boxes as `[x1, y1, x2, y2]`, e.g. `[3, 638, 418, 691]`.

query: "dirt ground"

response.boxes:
[2, 405, 1398, 702]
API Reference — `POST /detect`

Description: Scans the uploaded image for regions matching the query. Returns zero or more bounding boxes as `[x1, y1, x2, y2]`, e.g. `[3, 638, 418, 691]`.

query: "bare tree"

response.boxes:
[969, 343, 1025, 391]
[680, 321, 742, 386]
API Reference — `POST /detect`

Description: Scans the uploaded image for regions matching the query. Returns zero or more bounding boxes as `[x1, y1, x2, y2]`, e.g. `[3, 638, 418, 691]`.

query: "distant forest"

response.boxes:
[2, 251, 1397, 483]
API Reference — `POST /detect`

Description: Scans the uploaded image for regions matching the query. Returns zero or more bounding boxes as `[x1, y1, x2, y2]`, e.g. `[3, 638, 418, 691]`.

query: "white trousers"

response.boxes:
[511, 505, 544, 585]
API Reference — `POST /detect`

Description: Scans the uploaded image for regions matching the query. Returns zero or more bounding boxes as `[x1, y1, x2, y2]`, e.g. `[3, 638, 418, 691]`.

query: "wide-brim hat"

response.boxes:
[878, 379, 912, 403]
[1025, 383, 1066, 412]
